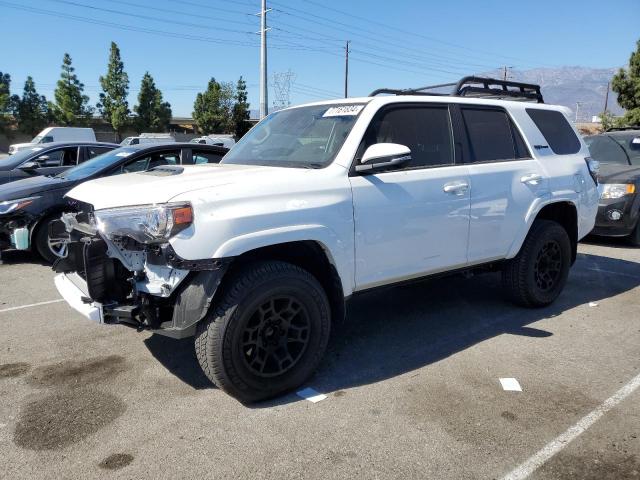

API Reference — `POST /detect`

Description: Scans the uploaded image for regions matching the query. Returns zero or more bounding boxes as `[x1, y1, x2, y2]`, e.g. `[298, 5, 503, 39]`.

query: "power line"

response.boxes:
[296, 0, 528, 63]
[43, 0, 254, 36]
[268, 1, 511, 69]
[104, 0, 256, 27]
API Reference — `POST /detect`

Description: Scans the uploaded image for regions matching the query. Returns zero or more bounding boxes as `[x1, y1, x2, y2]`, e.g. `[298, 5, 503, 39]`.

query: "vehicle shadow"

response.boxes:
[0, 250, 49, 266]
[144, 252, 640, 404]
[143, 335, 214, 390]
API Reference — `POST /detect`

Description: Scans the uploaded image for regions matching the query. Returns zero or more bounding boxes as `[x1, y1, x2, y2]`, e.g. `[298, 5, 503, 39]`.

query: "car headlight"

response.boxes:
[600, 183, 635, 200]
[94, 202, 193, 244]
[0, 196, 40, 215]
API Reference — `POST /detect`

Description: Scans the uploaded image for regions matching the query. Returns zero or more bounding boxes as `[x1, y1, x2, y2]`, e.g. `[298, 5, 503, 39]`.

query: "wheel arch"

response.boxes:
[508, 200, 579, 263]
[215, 240, 347, 326]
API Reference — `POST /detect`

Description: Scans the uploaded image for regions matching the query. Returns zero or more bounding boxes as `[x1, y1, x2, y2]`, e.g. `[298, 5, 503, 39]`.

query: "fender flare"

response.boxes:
[212, 224, 354, 296]
[505, 195, 579, 259]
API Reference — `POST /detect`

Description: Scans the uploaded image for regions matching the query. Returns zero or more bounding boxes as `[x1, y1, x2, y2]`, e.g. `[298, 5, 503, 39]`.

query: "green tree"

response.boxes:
[599, 111, 616, 131]
[232, 76, 251, 138]
[134, 72, 172, 132]
[97, 42, 130, 139]
[0, 72, 13, 134]
[52, 53, 93, 125]
[612, 39, 640, 126]
[13, 77, 49, 136]
[192, 78, 234, 134]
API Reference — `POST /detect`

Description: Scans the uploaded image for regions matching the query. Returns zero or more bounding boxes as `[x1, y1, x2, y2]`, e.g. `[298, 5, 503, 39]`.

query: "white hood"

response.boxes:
[66, 164, 309, 209]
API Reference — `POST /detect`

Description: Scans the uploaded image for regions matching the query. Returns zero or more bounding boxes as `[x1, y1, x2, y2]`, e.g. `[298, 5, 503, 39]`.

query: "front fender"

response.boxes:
[212, 224, 354, 296]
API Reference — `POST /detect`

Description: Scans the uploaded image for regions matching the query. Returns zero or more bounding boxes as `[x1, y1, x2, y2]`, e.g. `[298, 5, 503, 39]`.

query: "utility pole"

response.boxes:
[603, 81, 610, 112]
[501, 66, 513, 81]
[344, 40, 350, 98]
[575, 102, 583, 123]
[258, 0, 271, 119]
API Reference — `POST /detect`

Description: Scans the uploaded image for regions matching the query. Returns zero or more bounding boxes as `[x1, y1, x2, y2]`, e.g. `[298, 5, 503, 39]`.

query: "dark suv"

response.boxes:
[585, 128, 640, 245]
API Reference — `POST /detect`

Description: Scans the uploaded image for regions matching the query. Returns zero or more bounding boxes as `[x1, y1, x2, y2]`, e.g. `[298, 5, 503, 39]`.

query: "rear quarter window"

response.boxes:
[526, 108, 581, 155]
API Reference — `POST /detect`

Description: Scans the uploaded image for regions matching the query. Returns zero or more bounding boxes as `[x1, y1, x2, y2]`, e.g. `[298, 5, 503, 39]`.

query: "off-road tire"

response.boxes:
[195, 261, 331, 403]
[502, 219, 572, 307]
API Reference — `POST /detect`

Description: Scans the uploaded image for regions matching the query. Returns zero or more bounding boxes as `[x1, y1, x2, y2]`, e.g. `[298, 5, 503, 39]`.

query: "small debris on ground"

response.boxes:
[499, 378, 522, 392]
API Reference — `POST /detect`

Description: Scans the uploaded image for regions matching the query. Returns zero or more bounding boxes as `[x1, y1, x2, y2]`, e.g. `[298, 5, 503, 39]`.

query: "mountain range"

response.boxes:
[497, 66, 624, 122]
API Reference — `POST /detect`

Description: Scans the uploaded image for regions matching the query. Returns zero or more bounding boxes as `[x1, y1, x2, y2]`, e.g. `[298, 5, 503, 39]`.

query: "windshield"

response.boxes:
[222, 103, 364, 168]
[610, 133, 640, 165]
[57, 147, 136, 180]
[31, 135, 53, 144]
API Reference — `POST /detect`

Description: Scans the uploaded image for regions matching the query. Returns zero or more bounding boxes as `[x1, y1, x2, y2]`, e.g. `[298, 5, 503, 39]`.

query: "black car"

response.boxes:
[585, 128, 640, 245]
[0, 143, 228, 262]
[0, 142, 119, 185]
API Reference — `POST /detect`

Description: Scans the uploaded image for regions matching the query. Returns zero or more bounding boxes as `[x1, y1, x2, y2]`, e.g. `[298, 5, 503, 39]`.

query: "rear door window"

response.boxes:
[526, 109, 581, 155]
[192, 150, 224, 164]
[461, 108, 527, 162]
[86, 146, 113, 160]
[118, 150, 180, 174]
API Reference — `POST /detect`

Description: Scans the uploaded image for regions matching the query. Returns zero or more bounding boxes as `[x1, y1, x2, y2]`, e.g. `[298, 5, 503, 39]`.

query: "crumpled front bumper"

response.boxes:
[54, 272, 104, 323]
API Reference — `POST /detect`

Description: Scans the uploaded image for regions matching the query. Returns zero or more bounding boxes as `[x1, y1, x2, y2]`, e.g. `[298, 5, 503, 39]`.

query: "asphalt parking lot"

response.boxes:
[0, 240, 639, 479]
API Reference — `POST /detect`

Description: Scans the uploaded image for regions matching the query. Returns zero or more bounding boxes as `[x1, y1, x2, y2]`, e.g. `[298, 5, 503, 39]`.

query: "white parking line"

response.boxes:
[586, 267, 640, 279]
[501, 371, 640, 480]
[0, 299, 64, 314]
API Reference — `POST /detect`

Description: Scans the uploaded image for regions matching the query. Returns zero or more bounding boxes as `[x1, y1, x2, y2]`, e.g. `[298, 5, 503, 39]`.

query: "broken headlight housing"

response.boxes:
[94, 202, 193, 244]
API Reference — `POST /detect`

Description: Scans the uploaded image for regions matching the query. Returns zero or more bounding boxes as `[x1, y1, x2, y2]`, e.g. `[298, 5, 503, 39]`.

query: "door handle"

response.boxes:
[443, 181, 469, 195]
[520, 173, 543, 185]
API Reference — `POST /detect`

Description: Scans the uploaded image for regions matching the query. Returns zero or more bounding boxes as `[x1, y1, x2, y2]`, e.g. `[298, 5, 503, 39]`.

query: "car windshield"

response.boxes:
[610, 132, 640, 165]
[221, 103, 364, 168]
[57, 147, 136, 180]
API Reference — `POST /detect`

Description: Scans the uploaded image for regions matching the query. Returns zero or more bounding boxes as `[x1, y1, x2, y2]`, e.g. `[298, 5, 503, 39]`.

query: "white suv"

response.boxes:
[52, 77, 599, 402]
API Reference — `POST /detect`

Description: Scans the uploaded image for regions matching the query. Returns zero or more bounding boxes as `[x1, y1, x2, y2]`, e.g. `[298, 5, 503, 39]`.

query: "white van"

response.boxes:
[9, 127, 96, 154]
[189, 135, 236, 149]
[120, 133, 175, 146]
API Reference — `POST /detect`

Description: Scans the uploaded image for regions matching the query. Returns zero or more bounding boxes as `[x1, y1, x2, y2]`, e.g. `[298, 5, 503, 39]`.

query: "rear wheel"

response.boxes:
[502, 220, 572, 307]
[195, 261, 331, 403]
[34, 215, 67, 264]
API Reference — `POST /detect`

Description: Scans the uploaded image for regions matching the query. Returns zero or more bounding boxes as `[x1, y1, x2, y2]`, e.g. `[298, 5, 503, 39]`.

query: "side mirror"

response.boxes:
[355, 143, 411, 173]
[19, 161, 39, 171]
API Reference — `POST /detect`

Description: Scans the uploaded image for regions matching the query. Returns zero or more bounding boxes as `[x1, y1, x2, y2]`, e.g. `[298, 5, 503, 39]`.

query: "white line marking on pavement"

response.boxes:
[296, 387, 327, 403]
[0, 299, 64, 313]
[501, 370, 640, 480]
[586, 267, 640, 279]
[500, 378, 522, 392]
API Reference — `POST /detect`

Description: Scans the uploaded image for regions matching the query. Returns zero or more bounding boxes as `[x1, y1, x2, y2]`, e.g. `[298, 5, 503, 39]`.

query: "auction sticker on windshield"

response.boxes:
[323, 105, 364, 117]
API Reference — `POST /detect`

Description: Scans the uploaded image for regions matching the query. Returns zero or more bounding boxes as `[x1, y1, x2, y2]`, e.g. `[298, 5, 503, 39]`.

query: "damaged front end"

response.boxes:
[52, 205, 228, 338]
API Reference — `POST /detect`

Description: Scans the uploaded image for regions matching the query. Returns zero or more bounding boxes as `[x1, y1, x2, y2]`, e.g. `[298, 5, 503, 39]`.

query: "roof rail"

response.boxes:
[370, 76, 544, 103]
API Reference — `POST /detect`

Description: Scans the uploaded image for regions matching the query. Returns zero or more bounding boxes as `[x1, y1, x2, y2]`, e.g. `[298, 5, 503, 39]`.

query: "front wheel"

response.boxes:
[34, 214, 67, 264]
[195, 261, 331, 403]
[502, 220, 572, 307]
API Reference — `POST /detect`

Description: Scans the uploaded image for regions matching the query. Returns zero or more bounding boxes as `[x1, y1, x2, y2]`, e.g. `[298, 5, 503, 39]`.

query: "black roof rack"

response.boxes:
[370, 76, 544, 103]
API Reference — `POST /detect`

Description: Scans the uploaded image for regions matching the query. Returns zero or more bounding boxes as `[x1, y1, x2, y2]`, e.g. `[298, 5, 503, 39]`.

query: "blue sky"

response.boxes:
[1, 0, 638, 116]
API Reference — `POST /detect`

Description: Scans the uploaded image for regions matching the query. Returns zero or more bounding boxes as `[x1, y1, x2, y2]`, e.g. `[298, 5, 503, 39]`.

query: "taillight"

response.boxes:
[585, 156, 599, 185]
